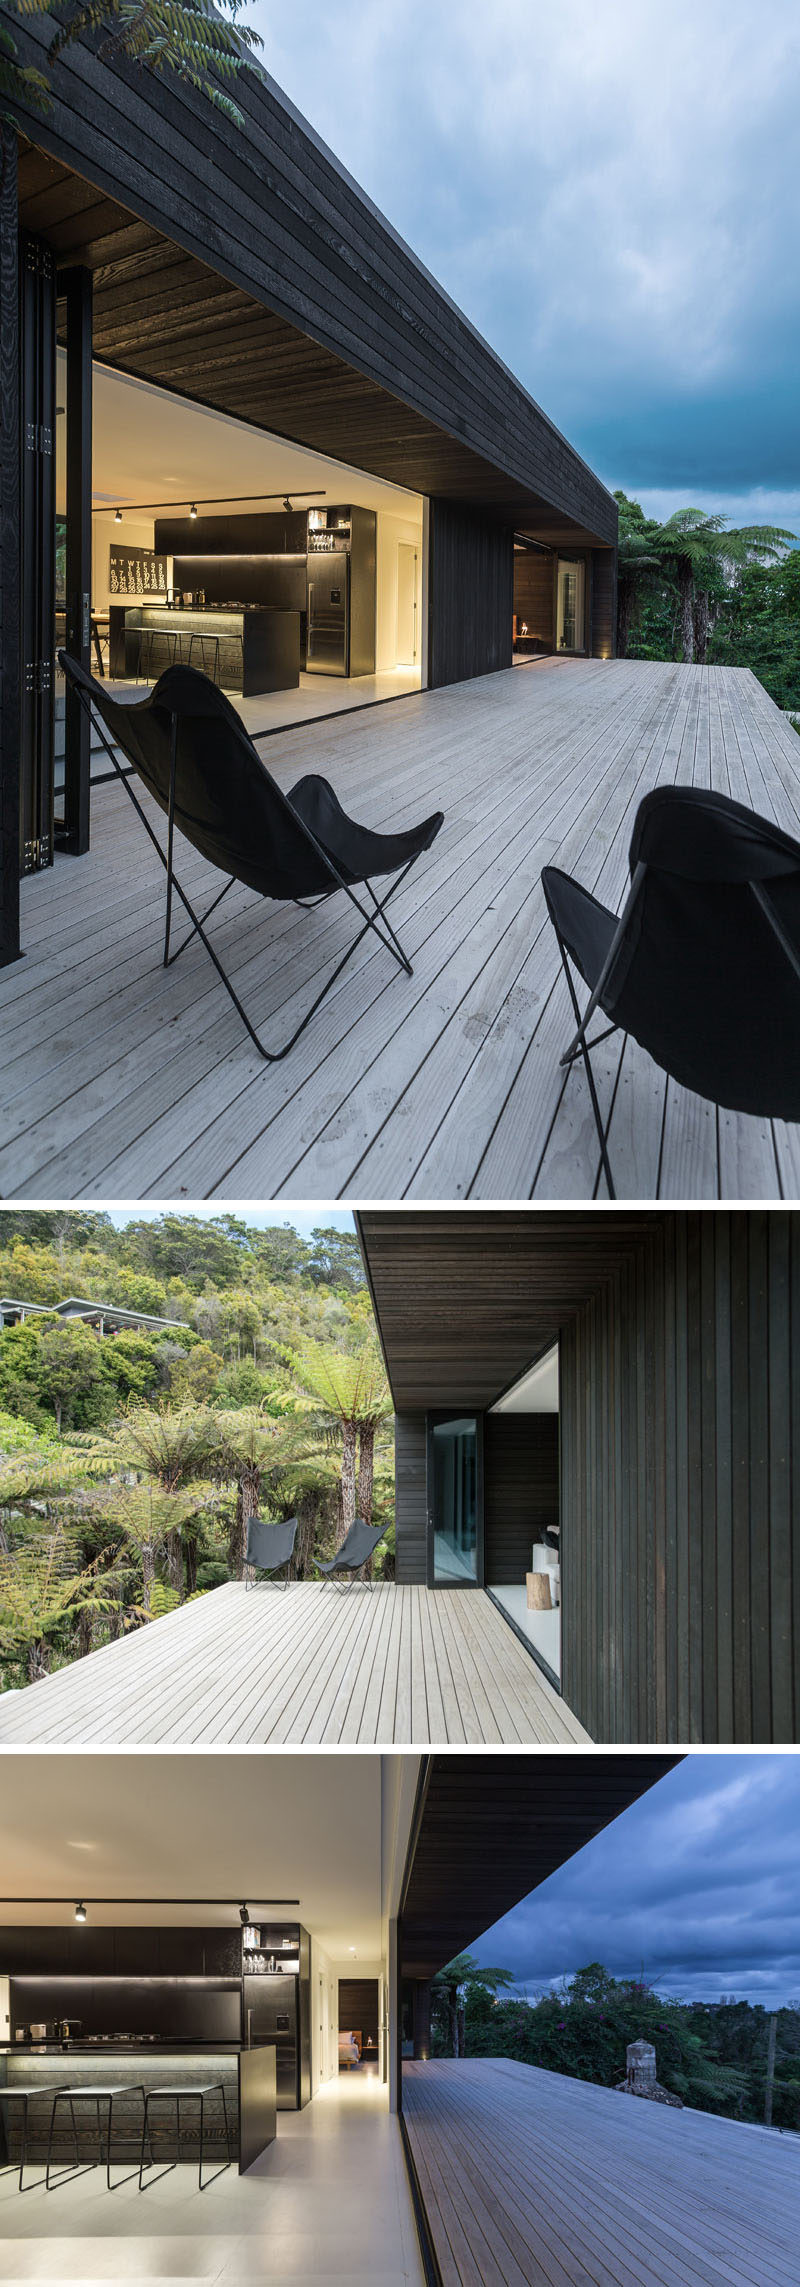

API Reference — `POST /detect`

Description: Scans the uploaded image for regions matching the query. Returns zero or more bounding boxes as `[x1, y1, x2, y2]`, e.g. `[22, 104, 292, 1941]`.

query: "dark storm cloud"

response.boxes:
[254, 0, 800, 528]
[471, 1757, 800, 2008]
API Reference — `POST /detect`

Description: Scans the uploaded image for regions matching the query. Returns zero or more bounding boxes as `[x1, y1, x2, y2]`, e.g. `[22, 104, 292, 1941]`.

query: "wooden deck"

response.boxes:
[403, 2058, 800, 2287]
[0, 1583, 588, 1746]
[3, 658, 800, 1200]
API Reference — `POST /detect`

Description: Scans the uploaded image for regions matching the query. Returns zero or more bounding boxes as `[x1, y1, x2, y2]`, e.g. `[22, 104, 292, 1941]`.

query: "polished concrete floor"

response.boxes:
[83, 666, 423, 753]
[0, 2074, 423, 2286]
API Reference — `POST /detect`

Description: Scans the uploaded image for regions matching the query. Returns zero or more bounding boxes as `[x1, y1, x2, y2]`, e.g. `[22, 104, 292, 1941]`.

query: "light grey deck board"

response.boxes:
[0, 1583, 587, 1746]
[2, 660, 799, 1200]
[403, 2060, 800, 2287]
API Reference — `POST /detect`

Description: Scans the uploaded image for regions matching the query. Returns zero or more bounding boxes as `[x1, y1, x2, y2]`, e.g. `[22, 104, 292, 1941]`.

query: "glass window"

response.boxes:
[430, 1416, 479, 1584]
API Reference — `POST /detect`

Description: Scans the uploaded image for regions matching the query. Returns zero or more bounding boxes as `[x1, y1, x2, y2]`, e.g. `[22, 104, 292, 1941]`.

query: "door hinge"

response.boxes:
[23, 835, 52, 875]
[25, 421, 53, 457]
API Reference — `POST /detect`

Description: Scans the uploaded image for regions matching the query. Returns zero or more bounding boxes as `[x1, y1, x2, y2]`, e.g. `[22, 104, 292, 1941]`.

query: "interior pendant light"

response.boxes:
[74, 1902, 87, 1923]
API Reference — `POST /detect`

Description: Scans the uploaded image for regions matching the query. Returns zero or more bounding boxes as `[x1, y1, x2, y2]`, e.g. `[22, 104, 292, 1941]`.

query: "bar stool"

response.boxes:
[46, 2081, 149, 2190]
[139, 2080, 232, 2192]
[0, 2083, 58, 2191]
[139, 625, 181, 683]
[187, 631, 221, 686]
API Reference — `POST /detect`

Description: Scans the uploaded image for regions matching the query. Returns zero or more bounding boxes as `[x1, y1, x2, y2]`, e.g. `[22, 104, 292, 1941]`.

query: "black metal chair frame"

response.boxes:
[314, 1518, 388, 1590]
[138, 2081, 232, 2192]
[549, 856, 800, 1201]
[244, 1514, 298, 1591]
[61, 656, 427, 1065]
[0, 2084, 58, 2192]
[45, 2082, 150, 2190]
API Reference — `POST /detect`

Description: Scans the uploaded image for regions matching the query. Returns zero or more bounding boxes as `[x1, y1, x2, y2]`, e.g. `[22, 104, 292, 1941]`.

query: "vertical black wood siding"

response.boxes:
[427, 500, 514, 688]
[590, 550, 616, 657]
[484, 1414, 559, 1583]
[0, 129, 20, 964]
[395, 1414, 428, 1583]
[560, 1212, 798, 1743]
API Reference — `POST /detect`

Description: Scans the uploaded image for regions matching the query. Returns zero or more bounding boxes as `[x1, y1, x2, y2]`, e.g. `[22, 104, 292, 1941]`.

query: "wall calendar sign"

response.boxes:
[109, 544, 168, 596]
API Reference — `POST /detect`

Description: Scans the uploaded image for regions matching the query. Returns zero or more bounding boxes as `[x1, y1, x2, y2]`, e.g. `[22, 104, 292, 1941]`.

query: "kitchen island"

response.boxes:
[108, 605, 301, 697]
[0, 2042, 276, 2175]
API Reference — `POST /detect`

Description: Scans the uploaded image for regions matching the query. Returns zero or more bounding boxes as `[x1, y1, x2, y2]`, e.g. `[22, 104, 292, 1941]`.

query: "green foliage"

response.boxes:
[3, 0, 262, 126]
[614, 491, 799, 700]
[0, 1212, 388, 1680]
[431, 1959, 800, 2131]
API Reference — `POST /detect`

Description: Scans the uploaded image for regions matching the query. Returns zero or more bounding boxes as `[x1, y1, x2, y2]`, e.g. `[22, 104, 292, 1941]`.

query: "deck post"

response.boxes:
[0, 126, 21, 967]
[61, 263, 92, 855]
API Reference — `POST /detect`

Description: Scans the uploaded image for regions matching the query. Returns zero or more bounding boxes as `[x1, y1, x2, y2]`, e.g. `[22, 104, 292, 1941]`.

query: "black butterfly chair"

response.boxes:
[542, 785, 800, 1196]
[313, 1516, 388, 1588]
[244, 1514, 298, 1589]
[57, 653, 444, 1060]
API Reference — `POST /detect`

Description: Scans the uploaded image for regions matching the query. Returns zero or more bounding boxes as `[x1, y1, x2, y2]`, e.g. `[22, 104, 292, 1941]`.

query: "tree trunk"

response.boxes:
[54, 1400, 62, 1432]
[75, 1607, 94, 1661]
[448, 1988, 459, 2059]
[141, 1542, 156, 1612]
[230, 1467, 259, 1578]
[164, 1528, 183, 1600]
[184, 1534, 198, 1598]
[693, 590, 710, 665]
[356, 1424, 374, 1528]
[678, 561, 694, 662]
[457, 2001, 466, 2058]
[338, 1420, 357, 1549]
[27, 1640, 51, 1683]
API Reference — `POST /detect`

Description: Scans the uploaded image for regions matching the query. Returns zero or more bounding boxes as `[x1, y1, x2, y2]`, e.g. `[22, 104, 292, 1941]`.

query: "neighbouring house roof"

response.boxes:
[0, 1297, 188, 1333]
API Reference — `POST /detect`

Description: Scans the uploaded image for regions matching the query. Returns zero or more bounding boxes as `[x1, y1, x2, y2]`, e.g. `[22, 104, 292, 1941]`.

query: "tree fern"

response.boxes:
[4, 0, 262, 124]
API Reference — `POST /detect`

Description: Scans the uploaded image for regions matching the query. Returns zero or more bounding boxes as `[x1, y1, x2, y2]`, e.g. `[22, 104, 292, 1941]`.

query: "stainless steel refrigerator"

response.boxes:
[305, 507, 376, 676]
[242, 1925, 311, 2110]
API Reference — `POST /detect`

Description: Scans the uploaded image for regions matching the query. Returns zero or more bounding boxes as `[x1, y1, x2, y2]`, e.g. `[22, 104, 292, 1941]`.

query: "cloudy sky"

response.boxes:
[472, 1754, 800, 2009]
[253, 0, 800, 536]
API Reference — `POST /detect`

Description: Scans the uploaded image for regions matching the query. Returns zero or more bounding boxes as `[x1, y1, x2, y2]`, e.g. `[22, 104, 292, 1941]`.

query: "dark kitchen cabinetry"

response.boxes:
[242, 1924, 311, 2110]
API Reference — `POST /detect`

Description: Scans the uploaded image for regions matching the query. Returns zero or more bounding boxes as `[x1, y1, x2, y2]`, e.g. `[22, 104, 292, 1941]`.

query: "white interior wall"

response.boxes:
[376, 513, 422, 670]
[311, 1937, 338, 2091]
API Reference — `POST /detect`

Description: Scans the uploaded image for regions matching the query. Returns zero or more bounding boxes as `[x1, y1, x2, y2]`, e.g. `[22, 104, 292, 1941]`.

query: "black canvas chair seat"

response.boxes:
[314, 1516, 388, 1585]
[57, 654, 444, 1060]
[244, 1514, 298, 1588]
[543, 784, 800, 1196]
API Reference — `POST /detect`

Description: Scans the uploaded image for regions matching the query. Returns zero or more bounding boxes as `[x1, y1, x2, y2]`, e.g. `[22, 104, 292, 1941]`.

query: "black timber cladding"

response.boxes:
[427, 501, 514, 686]
[401, 1755, 680, 1979]
[560, 1211, 800, 1747]
[4, 17, 616, 546]
[395, 1415, 428, 1586]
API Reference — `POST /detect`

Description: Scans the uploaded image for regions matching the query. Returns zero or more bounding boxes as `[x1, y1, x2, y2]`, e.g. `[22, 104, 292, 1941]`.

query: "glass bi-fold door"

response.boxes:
[427, 1413, 483, 1587]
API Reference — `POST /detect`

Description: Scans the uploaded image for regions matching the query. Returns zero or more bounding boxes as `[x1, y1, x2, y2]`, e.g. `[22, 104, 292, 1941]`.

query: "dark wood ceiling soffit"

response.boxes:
[16, 134, 613, 542]
[401, 1754, 682, 1979]
[356, 1212, 655, 1412]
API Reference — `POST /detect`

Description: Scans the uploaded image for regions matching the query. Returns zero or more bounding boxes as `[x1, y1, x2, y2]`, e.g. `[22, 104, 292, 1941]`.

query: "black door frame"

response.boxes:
[425, 1410, 484, 1590]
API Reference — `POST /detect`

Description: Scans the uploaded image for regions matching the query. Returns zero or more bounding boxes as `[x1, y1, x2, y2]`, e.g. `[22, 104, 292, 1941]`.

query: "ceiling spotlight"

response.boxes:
[283, 496, 292, 513]
[74, 1902, 87, 1923]
[114, 508, 122, 524]
[239, 1903, 250, 1926]
[189, 502, 197, 519]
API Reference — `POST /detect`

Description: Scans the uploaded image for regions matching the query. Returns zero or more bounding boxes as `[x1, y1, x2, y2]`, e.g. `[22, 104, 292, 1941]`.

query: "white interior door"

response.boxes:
[396, 543, 419, 664]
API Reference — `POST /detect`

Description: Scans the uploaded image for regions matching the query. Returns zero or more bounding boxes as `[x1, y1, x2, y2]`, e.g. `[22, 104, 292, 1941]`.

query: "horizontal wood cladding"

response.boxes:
[513, 549, 554, 648]
[427, 501, 514, 687]
[560, 1212, 799, 1745]
[484, 1415, 559, 1583]
[401, 1753, 678, 1977]
[358, 1212, 654, 1413]
[6, 19, 617, 544]
[591, 549, 616, 658]
[395, 1414, 427, 1585]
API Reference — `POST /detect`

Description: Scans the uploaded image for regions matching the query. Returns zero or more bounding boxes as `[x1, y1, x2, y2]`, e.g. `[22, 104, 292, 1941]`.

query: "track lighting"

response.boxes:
[189, 502, 197, 518]
[239, 1903, 250, 1926]
[74, 1902, 87, 1923]
[114, 508, 122, 524]
[283, 496, 292, 513]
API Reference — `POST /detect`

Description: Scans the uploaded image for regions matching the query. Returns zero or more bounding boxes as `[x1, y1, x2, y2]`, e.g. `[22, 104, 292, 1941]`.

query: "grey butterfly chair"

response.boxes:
[313, 1517, 388, 1588]
[244, 1515, 298, 1589]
